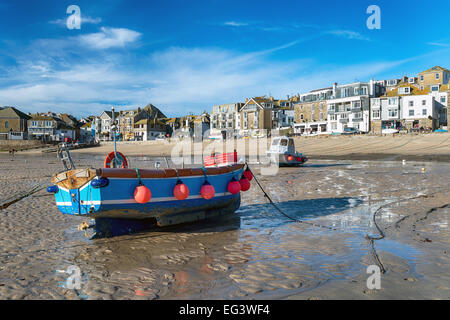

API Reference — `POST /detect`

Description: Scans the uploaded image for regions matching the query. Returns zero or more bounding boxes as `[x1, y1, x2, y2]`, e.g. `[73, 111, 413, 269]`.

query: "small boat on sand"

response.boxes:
[48, 162, 247, 238]
[266, 136, 308, 166]
[47, 109, 252, 238]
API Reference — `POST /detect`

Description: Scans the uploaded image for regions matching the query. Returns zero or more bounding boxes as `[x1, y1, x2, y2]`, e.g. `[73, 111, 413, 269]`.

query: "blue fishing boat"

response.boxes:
[48, 108, 253, 238]
[48, 162, 249, 238]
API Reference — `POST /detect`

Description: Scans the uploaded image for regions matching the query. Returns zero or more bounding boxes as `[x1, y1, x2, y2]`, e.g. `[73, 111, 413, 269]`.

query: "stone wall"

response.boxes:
[0, 140, 45, 151]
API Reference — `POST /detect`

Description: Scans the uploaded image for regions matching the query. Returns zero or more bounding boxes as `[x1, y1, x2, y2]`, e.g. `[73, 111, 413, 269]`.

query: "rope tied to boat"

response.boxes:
[135, 168, 143, 186]
[246, 164, 337, 231]
[246, 163, 387, 273]
[200, 167, 209, 183]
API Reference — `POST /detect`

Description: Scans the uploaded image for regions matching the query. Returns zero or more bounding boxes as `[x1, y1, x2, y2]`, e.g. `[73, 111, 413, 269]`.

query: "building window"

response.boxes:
[420, 75, 424, 82]
[300, 114, 304, 120]
[331, 123, 337, 130]
[436, 73, 440, 79]
[409, 110, 414, 116]
[441, 96, 446, 103]
[372, 110, 380, 118]
[431, 85, 439, 92]
[361, 87, 368, 95]
[388, 109, 398, 118]
[408, 78, 415, 84]
[388, 98, 397, 105]
[409, 101, 414, 107]
[422, 100, 426, 106]
[387, 79, 397, 86]
[422, 109, 427, 116]
[5, 121, 8, 128]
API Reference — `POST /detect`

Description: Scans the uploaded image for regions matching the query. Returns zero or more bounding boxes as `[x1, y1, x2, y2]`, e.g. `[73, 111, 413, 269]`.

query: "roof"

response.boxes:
[439, 83, 450, 92]
[383, 83, 430, 97]
[134, 119, 148, 125]
[0, 107, 31, 119]
[81, 122, 92, 128]
[419, 66, 450, 74]
[29, 115, 58, 121]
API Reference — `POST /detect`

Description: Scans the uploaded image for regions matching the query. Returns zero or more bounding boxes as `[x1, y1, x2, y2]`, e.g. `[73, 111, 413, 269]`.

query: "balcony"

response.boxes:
[339, 118, 349, 123]
[327, 109, 335, 115]
[352, 117, 363, 122]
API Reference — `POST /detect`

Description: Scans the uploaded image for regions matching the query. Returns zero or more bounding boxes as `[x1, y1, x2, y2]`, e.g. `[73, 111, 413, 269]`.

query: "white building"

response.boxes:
[327, 80, 384, 133]
[210, 103, 242, 137]
[98, 111, 118, 141]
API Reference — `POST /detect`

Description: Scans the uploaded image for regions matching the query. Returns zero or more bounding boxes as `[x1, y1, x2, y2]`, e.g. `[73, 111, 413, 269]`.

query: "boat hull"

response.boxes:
[266, 152, 308, 167]
[51, 164, 245, 237]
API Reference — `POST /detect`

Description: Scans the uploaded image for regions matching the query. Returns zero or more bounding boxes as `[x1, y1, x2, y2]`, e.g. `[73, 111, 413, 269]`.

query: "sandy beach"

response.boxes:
[0, 139, 449, 299]
[27, 132, 448, 162]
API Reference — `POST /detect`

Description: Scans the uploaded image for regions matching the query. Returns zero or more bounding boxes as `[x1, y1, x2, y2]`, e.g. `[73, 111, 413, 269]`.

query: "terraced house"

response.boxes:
[27, 114, 75, 141]
[294, 88, 332, 135]
[371, 66, 449, 132]
[327, 80, 384, 133]
[238, 96, 275, 136]
[0, 106, 30, 140]
[210, 103, 242, 138]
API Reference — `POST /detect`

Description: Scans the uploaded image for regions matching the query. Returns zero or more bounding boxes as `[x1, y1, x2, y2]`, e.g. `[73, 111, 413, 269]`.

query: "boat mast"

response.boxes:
[111, 106, 118, 168]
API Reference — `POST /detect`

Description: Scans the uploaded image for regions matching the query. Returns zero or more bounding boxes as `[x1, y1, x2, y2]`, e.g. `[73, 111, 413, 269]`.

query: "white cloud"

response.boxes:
[427, 42, 450, 47]
[224, 21, 249, 27]
[78, 27, 142, 49]
[49, 16, 102, 26]
[326, 29, 370, 41]
[0, 40, 409, 117]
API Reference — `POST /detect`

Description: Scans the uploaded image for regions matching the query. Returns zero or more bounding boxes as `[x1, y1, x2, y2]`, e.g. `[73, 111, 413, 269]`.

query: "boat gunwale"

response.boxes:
[97, 163, 245, 179]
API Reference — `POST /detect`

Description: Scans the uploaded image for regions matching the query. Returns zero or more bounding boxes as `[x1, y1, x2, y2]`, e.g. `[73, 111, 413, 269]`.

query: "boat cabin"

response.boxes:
[269, 136, 296, 154]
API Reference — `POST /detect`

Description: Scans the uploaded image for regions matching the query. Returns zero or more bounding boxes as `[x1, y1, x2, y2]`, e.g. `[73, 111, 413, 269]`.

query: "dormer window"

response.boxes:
[399, 87, 410, 94]
[408, 77, 415, 84]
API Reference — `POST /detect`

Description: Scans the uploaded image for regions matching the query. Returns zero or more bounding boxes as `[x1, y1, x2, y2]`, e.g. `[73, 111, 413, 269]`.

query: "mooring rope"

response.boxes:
[246, 164, 337, 231]
[246, 164, 450, 274]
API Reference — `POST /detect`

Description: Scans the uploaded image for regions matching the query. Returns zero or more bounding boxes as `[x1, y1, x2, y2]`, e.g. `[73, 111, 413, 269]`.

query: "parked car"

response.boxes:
[342, 127, 361, 135]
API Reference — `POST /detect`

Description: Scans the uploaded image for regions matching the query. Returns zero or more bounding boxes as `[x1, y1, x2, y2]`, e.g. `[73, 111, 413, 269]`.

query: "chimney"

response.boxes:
[333, 82, 338, 96]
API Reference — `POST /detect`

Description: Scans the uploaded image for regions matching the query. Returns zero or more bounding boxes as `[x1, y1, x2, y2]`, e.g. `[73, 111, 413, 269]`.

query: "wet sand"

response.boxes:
[0, 153, 449, 299]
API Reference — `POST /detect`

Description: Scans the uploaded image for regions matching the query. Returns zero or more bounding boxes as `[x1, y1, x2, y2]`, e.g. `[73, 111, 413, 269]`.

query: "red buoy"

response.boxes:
[243, 168, 253, 181]
[227, 178, 241, 194]
[174, 180, 189, 200]
[239, 177, 251, 191]
[134, 185, 151, 203]
[287, 155, 294, 161]
[200, 182, 215, 200]
[296, 157, 302, 162]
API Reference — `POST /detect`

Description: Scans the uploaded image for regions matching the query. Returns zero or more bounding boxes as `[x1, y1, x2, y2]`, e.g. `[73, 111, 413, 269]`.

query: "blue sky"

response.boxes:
[0, 0, 449, 117]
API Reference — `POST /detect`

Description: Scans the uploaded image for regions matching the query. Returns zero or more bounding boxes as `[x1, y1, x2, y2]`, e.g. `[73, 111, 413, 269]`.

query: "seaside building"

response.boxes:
[134, 118, 166, 141]
[327, 80, 384, 133]
[0, 107, 31, 140]
[117, 104, 167, 141]
[79, 121, 96, 143]
[371, 67, 450, 132]
[210, 103, 242, 138]
[417, 66, 450, 89]
[271, 97, 296, 134]
[98, 111, 119, 141]
[294, 88, 333, 135]
[238, 97, 275, 136]
[27, 114, 75, 141]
